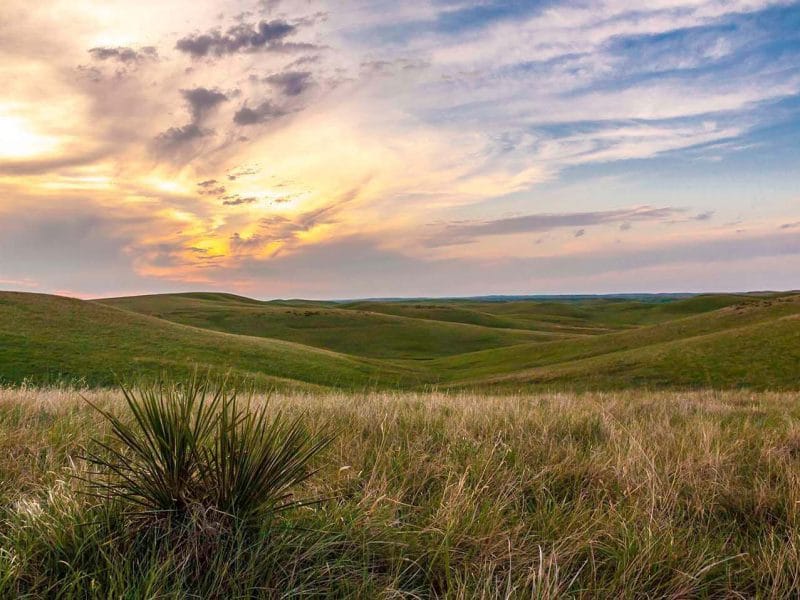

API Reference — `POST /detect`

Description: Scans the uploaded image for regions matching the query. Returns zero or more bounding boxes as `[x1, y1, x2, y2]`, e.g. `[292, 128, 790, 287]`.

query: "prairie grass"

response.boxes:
[1, 386, 800, 597]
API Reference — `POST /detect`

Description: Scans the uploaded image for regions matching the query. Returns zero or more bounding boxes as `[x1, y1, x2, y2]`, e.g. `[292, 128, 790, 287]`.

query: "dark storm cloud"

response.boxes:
[88, 46, 158, 63]
[175, 20, 296, 57]
[264, 70, 313, 96]
[181, 87, 228, 120]
[233, 100, 286, 125]
[427, 206, 684, 246]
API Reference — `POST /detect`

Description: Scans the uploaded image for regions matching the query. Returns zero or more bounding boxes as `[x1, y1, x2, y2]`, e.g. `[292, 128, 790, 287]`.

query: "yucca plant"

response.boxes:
[198, 395, 333, 521]
[83, 377, 221, 514]
[83, 375, 332, 527]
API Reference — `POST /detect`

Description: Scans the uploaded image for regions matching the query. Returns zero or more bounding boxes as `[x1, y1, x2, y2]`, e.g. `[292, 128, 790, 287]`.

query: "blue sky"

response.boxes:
[0, 0, 798, 297]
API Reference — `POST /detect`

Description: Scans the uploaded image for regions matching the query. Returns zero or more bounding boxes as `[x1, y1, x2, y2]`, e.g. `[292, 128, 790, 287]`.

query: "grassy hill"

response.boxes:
[1, 290, 798, 390]
[431, 295, 800, 383]
[460, 312, 800, 390]
[100, 293, 551, 359]
[0, 292, 419, 389]
[340, 294, 761, 334]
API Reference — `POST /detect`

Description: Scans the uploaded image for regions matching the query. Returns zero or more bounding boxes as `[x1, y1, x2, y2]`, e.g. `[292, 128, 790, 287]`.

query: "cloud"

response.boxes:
[259, 0, 282, 14]
[780, 221, 800, 229]
[233, 100, 286, 125]
[264, 70, 312, 96]
[228, 186, 361, 253]
[222, 195, 258, 206]
[181, 87, 228, 120]
[155, 123, 208, 145]
[88, 46, 158, 63]
[574, 229, 585, 238]
[225, 229, 800, 298]
[668, 210, 717, 224]
[154, 88, 229, 151]
[175, 20, 297, 57]
[0, 150, 111, 176]
[199, 186, 226, 196]
[360, 58, 428, 76]
[429, 206, 684, 246]
[229, 232, 265, 249]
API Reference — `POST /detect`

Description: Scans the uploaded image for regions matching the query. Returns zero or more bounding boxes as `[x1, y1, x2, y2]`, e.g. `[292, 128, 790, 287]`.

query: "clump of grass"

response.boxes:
[83, 376, 332, 526]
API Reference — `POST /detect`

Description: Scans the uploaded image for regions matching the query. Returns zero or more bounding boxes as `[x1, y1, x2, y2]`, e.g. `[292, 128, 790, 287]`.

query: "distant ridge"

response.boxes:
[328, 293, 699, 303]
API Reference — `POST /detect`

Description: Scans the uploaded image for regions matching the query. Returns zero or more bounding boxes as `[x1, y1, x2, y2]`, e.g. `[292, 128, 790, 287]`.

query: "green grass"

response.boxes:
[2, 290, 799, 390]
[0, 292, 420, 389]
[101, 293, 549, 359]
[4, 386, 800, 597]
[467, 313, 800, 390]
[432, 294, 800, 388]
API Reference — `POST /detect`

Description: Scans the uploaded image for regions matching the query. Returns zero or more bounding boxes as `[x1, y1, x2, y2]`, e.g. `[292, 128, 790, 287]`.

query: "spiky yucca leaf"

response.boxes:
[198, 396, 332, 521]
[84, 376, 223, 512]
[83, 375, 331, 525]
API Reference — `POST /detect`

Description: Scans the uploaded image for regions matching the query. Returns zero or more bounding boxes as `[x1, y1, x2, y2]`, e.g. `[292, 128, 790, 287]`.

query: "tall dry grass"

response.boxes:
[1, 386, 800, 597]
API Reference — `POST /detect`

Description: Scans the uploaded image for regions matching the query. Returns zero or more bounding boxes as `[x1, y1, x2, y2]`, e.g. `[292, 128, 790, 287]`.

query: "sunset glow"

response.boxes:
[1, 0, 798, 298]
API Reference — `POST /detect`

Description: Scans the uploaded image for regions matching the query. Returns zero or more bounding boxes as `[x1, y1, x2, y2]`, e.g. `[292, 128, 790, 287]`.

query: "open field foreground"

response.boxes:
[2, 387, 800, 597]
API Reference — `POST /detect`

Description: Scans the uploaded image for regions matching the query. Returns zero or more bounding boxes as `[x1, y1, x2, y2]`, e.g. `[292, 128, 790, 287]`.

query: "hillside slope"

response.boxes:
[1, 291, 798, 390]
[430, 295, 800, 381]
[462, 313, 800, 390]
[0, 292, 419, 388]
[100, 293, 553, 359]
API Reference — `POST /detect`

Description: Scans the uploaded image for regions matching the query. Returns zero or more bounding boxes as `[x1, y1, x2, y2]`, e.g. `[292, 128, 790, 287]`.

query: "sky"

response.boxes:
[0, 0, 798, 299]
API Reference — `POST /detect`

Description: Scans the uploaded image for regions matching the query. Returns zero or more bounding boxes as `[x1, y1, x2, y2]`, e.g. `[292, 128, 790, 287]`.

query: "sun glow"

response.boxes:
[150, 180, 186, 194]
[0, 111, 62, 159]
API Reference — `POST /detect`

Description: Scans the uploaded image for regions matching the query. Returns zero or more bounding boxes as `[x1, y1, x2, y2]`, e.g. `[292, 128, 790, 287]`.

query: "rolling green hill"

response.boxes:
[340, 294, 762, 334]
[455, 312, 800, 390]
[1, 290, 798, 390]
[430, 294, 800, 381]
[100, 293, 551, 359]
[0, 292, 419, 389]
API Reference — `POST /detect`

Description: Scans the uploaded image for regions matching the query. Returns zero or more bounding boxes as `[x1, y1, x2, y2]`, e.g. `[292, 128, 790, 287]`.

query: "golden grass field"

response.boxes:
[3, 386, 800, 597]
